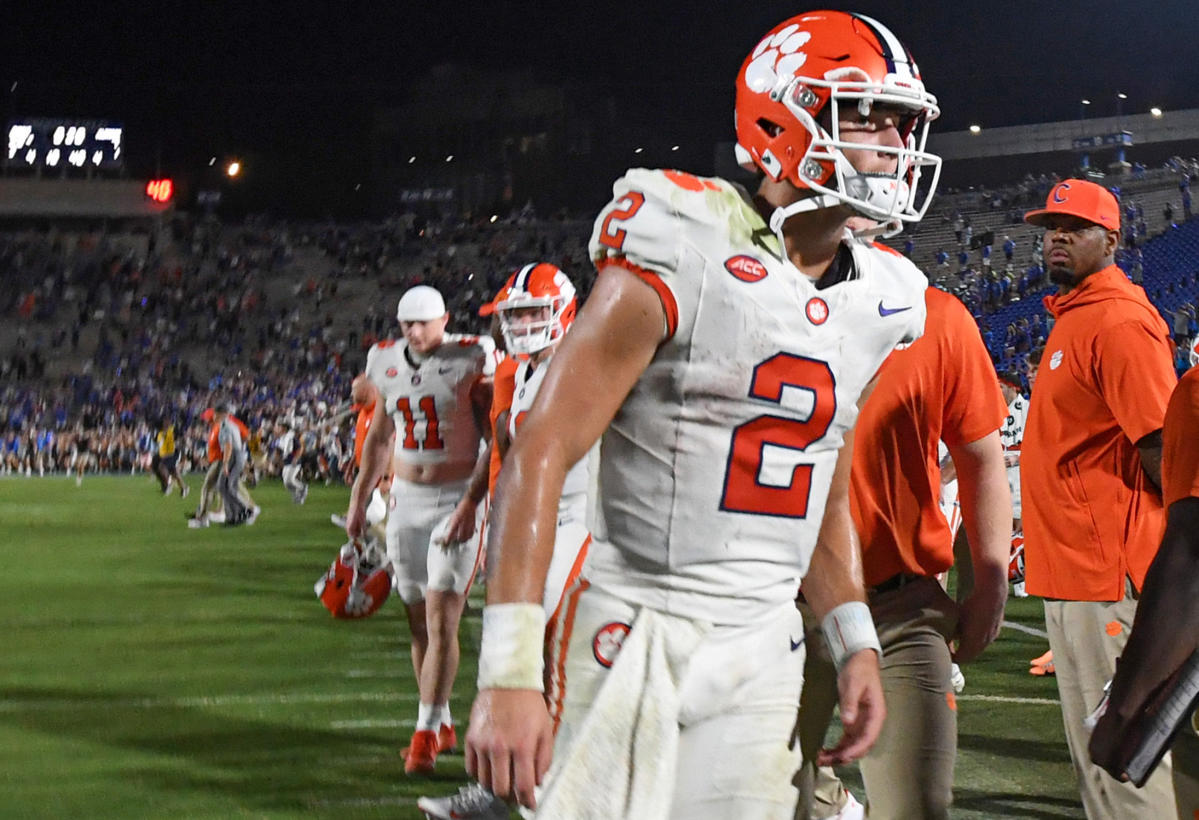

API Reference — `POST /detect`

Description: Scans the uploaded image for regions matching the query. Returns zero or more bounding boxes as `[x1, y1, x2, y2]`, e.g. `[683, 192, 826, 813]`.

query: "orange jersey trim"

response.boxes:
[598, 258, 679, 341]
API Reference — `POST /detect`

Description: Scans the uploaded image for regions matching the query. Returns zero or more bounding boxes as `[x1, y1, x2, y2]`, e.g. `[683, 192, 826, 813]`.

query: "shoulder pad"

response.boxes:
[589, 169, 762, 275]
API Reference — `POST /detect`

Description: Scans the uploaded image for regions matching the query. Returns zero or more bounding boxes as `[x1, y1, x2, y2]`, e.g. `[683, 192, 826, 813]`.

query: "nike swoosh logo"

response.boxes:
[878, 302, 912, 317]
[790, 636, 803, 652]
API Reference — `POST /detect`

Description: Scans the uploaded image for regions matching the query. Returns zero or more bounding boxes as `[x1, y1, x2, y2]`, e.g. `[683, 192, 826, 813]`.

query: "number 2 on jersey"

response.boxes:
[395, 396, 444, 450]
[598, 191, 645, 251]
[720, 354, 836, 518]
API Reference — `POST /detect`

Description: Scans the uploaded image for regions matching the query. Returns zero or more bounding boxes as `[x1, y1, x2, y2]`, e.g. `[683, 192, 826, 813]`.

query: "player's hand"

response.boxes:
[819, 649, 886, 766]
[951, 580, 1007, 664]
[344, 505, 366, 539]
[438, 498, 478, 548]
[466, 688, 554, 810]
[1088, 707, 1132, 782]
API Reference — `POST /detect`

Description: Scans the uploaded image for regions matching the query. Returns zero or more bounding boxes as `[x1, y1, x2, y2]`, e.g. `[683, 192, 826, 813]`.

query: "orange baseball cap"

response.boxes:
[1024, 179, 1120, 231]
[200, 408, 215, 421]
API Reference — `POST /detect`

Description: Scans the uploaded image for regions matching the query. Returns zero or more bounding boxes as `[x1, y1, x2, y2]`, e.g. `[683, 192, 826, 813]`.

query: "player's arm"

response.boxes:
[494, 409, 512, 461]
[1089, 496, 1199, 779]
[802, 379, 886, 767]
[466, 264, 664, 809]
[441, 373, 496, 545]
[346, 381, 394, 538]
[1135, 429, 1164, 492]
[947, 430, 1011, 663]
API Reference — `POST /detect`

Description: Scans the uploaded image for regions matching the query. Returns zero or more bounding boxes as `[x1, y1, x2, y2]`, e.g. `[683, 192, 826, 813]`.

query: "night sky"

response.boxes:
[5, 1, 1197, 211]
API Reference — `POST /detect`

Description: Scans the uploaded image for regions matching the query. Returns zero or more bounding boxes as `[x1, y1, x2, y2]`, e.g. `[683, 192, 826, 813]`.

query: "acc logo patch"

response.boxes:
[805, 297, 829, 325]
[592, 621, 631, 668]
[1049, 350, 1064, 370]
[385, 367, 398, 378]
[725, 255, 768, 283]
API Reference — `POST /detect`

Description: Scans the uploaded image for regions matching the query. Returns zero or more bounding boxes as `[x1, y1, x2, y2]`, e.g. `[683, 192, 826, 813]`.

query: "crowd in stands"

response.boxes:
[2, 160, 1196, 480]
[0, 205, 594, 480]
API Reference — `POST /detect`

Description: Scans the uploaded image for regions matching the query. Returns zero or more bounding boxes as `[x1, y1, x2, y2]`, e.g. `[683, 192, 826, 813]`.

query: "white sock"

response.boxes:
[436, 703, 453, 728]
[416, 701, 438, 732]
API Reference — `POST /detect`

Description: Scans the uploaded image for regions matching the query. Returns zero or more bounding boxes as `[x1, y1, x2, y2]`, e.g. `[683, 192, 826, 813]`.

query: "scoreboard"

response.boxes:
[6, 118, 124, 170]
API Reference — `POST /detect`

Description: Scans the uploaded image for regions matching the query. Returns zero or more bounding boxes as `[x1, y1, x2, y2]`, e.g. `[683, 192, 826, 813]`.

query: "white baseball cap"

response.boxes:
[396, 285, 447, 321]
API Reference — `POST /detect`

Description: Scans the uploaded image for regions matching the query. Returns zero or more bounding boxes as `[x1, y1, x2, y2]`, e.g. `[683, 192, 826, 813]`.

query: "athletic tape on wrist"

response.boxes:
[477, 603, 546, 691]
[822, 600, 882, 673]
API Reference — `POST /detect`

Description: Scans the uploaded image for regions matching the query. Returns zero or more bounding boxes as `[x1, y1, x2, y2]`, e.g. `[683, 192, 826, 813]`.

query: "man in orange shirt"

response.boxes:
[1021, 179, 1179, 818]
[1090, 364, 1199, 817]
[331, 375, 391, 530]
[797, 285, 1011, 820]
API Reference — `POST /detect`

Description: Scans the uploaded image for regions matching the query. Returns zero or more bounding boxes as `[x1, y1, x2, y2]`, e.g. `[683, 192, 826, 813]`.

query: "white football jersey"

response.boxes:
[366, 333, 496, 467]
[508, 356, 590, 505]
[585, 168, 927, 623]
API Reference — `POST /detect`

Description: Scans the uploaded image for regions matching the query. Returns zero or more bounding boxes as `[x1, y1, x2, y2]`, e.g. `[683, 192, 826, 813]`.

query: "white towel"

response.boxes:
[535, 607, 704, 820]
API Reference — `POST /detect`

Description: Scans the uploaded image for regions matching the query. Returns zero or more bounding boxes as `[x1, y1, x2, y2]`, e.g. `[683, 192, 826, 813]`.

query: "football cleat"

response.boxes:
[438, 722, 457, 754]
[1029, 649, 1055, 676]
[315, 538, 394, 619]
[416, 782, 509, 820]
[404, 729, 439, 775]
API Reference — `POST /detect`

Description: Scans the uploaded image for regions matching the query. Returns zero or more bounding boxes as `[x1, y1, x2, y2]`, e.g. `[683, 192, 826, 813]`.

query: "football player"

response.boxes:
[465, 10, 941, 816]
[417, 263, 590, 820]
[331, 374, 391, 532]
[345, 285, 495, 776]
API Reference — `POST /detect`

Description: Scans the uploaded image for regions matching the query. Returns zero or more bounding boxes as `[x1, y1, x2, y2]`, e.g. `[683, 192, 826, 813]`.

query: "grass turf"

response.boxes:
[0, 475, 1082, 818]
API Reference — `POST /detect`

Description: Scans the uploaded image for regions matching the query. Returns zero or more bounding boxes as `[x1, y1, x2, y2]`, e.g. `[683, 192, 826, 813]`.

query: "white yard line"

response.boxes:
[957, 694, 1060, 705]
[0, 690, 418, 712]
[1002, 619, 1049, 639]
[329, 718, 416, 729]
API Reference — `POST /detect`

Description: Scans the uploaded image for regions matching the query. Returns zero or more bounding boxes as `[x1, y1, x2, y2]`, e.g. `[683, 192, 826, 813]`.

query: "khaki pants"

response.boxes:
[1044, 593, 1180, 819]
[796, 576, 959, 820]
[1174, 716, 1199, 818]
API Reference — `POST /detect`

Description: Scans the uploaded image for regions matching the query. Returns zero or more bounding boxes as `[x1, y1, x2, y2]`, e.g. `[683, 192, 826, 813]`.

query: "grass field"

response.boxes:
[0, 475, 1085, 818]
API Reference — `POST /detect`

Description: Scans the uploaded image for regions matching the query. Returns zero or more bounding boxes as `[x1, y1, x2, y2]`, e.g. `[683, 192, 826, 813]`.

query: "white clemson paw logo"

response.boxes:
[745, 24, 812, 94]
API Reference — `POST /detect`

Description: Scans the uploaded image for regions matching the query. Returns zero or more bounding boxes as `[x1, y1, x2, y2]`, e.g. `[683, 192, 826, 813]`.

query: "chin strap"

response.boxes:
[768, 195, 841, 258]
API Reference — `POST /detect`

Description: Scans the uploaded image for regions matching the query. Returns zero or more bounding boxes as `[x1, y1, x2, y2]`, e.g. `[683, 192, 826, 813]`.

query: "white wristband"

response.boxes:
[821, 601, 881, 673]
[477, 603, 546, 691]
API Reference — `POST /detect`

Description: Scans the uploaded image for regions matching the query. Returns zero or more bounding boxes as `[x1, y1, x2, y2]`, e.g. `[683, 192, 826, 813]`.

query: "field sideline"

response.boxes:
[0, 476, 1084, 818]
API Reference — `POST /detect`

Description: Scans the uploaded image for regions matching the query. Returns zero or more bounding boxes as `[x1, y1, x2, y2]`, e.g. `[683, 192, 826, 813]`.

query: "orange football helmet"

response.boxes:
[480, 263, 577, 357]
[734, 10, 941, 234]
[315, 538, 394, 619]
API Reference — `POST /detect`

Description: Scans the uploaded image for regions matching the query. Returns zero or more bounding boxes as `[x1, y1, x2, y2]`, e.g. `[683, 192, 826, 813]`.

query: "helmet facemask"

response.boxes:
[497, 295, 569, 358]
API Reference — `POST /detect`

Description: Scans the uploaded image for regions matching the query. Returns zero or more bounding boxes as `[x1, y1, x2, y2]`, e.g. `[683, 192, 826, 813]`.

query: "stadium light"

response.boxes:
[226, 161, 241, 178]
[1151, 106, 1163, 118]
[634, 147, 644, 154]
[969, 124, 982, 134]
[408, 156, 416, 164]
[445, 155, 453, 162]
[671, 145, 680, 151]
[208, 156, 216, 166]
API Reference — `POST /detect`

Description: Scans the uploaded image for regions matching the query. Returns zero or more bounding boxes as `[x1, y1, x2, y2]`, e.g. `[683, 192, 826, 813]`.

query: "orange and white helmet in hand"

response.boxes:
[480, 263, 577, 358]
[315, 538, 394, 619]
[734, 10, 941, 235]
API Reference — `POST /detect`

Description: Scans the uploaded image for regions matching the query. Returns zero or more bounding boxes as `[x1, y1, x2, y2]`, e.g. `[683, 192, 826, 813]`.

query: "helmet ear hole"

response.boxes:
[757, 118, 784, 138]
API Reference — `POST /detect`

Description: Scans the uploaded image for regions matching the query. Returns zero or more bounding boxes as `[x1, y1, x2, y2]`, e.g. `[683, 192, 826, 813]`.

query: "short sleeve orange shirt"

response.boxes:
[1163, 367, 1199, 510]
[352, 400, 377, 469]
[1022, 265, 1176, 600]
[488, 356, 519, 494]
[851, 287, 1007, 585]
